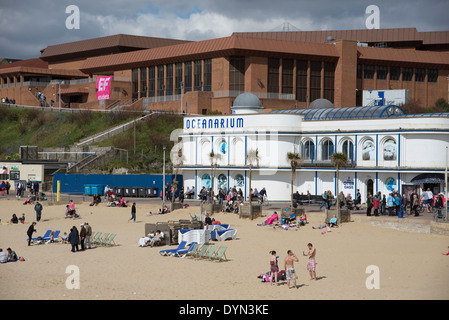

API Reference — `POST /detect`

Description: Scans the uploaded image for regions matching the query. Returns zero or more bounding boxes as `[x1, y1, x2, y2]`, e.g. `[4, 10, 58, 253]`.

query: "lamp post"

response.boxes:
[58, 80, 62, 111]
[444, 147, 449, 221]
[180, 81, 184, 115]
[162, 144, 166, 210]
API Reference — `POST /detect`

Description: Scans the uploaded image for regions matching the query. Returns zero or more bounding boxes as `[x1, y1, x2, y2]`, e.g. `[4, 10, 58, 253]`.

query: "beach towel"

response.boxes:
[265, 213, 278, 225]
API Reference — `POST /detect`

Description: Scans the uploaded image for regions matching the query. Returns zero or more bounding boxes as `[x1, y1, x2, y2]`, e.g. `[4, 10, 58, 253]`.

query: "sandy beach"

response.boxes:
[0, 196, 448, 301]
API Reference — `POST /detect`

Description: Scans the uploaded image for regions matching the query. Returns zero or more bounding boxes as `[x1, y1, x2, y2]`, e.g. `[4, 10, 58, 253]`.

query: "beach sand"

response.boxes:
[0, 197, 448, 300]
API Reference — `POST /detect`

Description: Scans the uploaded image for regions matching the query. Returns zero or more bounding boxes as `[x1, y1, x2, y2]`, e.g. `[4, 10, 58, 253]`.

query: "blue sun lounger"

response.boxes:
[159, 241, 187, 256]
[172, 242, 198, 257]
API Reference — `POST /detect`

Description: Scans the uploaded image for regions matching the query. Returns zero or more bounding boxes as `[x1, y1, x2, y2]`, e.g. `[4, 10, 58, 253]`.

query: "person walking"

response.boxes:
[129, 202, 136, 222]
[27, 222, 37, 246]
[84, 222, 92, 249]
[284, 250, 299, 289]
[68, 226, 80, 253]
[34, 201, 43, 222]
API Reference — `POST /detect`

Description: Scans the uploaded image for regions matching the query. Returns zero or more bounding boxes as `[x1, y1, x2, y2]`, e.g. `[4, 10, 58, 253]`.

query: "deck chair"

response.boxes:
[95, 233, 109, 246]
[183, 243, 200, 258]
[91, 232, 102, 245]
[159, 241, 187, 256]
[102, 234, 116, 246]
[29, 230, 52, 244]
[190, 214, 199, 221]
[191, 244, 209, 258]
[173, 242, 198, 257]
[210, 246, 228, 262]
[98, 233, 111, 246]
[198, 245, 217, 259]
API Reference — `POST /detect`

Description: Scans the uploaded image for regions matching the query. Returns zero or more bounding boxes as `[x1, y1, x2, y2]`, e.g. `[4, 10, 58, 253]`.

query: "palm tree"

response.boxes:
[171, 148, 184, 208]
[287, 152, 302, 213]
[246, 148, 260, 220]
[209, 151, 222, 204]
[332, 152, 349, 221]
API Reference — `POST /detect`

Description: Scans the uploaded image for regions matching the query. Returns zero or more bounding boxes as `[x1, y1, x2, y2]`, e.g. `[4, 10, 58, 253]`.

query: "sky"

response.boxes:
[0, 0, 448, 59]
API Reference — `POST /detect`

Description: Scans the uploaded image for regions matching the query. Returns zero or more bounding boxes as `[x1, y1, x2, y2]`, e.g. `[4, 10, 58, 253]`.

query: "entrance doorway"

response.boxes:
[367, 179, 374, 198]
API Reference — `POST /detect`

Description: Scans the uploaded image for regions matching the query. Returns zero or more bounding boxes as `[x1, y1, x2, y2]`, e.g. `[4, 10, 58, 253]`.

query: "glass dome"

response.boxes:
[271, 105, 406, 120]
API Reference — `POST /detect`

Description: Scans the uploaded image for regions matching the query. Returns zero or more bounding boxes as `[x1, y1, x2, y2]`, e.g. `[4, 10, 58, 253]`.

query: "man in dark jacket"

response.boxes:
[27, 222, 37, 246]
[79, 224, 86, 251]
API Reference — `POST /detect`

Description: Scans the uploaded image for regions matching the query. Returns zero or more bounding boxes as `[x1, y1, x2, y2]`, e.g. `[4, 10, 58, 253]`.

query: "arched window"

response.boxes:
[361, 138, 375, 161]
[201, 173, 211, 189]
[342, 140, 354, 161]
[383, 138, 397, 161]
[217, 173, 227, 190]
[321, 139, 334, 161]
[302, 140, 314, 161]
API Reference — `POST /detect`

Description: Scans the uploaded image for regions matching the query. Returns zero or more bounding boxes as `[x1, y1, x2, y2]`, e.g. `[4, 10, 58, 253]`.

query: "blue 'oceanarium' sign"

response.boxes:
[185, 117, 244, 130]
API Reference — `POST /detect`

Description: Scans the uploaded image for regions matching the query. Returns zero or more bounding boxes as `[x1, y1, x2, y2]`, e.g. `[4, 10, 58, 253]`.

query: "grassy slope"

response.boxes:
[0, 108, 183, 174]
[0, 108, 140, 160]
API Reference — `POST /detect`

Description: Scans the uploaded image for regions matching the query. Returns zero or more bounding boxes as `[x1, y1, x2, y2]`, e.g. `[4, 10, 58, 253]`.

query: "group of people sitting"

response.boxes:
[138, 230, 164, 247]
[106, 197, 129, 207]
[89, 194, 102, 206]
[65, 200, 81, 219]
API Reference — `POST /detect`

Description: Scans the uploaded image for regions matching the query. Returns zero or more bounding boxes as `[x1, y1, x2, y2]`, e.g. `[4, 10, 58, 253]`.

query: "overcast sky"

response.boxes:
[0, 0, 448, 59]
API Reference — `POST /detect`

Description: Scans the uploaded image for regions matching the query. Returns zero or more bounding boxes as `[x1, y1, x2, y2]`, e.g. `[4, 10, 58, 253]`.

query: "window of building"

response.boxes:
[309, 61, 321, 102]
[383, 138, 397, 161]
[428, 69, 438, 83]
[229, 56, 245, 93]
[324, 62, 335, 103]
[321, 139, 334, 161]
[361, 138, 375, 161]
[376, 66, 387, 80]
[157, 65, 164, 97]
[296, 60, 307, 102]
[203, 59, 212, 91]
[357, 65, 362, 79]
[194, 60, 202, 91]
[402, 67, 413, 81]
[166, 64, 173, 96]
[132, 68, 138, 100]
[363, 65, 374, 79]
[184, 61, 192, 92]
[139, 67, 147, 98]
[415, 68, 425, 82]
[390, 66, 400, 81]
[267, 58, 280, 93]
[175, 63, 183, 95]
[342, 140, 354, 162]
[148, 66, 155, 98]
[303, 140, 315, 161]
[282, 59, 294, 94]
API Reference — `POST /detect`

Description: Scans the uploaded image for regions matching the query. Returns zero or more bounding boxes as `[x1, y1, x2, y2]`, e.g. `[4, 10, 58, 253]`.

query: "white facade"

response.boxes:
[179, 104, 449, 202]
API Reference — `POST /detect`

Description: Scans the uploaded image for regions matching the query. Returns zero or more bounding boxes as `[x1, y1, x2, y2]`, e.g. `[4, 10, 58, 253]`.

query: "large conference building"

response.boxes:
[1, 28, 448, 113]
[1, 27, 449, 202]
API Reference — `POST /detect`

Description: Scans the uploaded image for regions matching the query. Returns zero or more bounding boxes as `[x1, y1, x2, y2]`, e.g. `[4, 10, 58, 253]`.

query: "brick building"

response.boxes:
[1, 28, 448, 113]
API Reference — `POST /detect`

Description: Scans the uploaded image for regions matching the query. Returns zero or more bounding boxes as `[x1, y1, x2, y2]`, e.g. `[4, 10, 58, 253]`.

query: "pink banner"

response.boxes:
[96, 76, 113, 100]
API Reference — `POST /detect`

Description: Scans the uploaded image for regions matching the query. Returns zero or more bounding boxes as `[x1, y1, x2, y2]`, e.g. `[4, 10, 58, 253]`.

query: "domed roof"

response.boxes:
[232, 92, 262, 107]
[309, 98, 334, 109]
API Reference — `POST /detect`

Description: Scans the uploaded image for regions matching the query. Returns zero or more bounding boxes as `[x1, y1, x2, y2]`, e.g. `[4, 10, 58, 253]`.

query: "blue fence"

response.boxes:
[53, 173, 183, 196]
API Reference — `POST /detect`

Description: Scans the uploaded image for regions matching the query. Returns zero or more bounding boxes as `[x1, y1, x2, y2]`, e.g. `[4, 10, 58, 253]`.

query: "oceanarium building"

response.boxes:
[180, 93, 449, 202]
